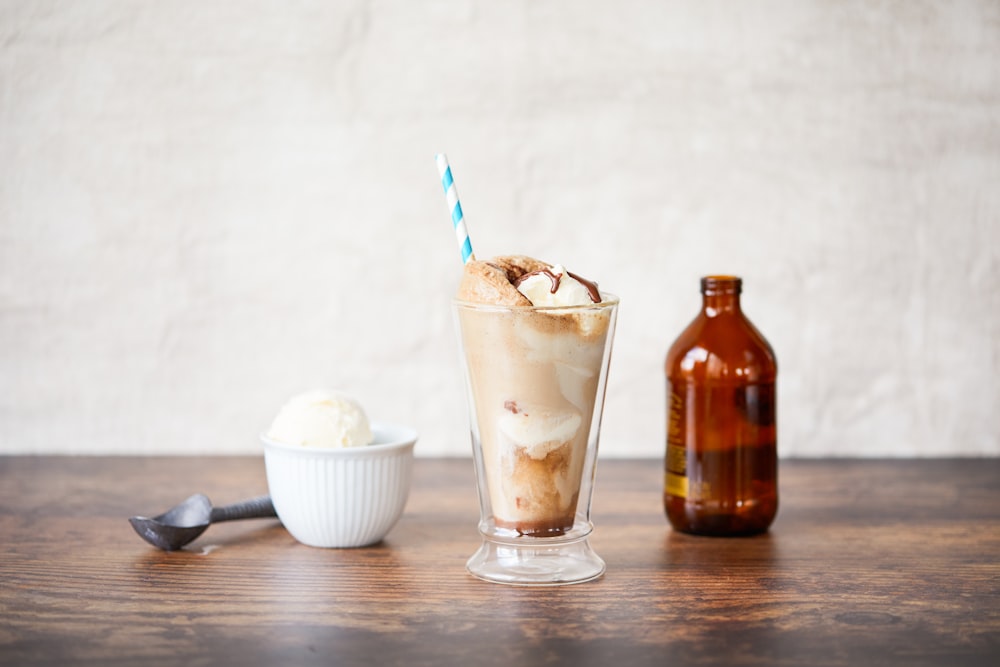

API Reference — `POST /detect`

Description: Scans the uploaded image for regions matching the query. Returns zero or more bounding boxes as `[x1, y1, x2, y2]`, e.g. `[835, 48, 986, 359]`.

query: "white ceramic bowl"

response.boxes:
[261, 422, 417, 548]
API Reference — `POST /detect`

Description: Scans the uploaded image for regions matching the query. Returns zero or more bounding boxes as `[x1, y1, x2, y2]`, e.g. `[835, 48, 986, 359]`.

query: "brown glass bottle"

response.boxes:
[664, 276, 777, 536]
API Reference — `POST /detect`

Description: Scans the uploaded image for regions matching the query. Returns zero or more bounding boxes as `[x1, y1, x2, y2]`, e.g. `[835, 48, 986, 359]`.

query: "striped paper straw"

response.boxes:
[435, 153, 475, 264]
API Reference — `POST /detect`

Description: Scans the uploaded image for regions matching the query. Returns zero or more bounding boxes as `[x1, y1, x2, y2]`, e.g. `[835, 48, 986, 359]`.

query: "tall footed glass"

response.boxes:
[453, 295, 619, 585]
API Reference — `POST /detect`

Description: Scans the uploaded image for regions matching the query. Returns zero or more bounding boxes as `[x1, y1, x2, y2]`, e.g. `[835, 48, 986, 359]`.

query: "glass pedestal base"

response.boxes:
[466, 535, 605, 586]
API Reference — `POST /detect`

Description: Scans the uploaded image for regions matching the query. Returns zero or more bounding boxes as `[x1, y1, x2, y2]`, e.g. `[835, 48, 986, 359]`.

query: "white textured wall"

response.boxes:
[1, 1, 998, 457]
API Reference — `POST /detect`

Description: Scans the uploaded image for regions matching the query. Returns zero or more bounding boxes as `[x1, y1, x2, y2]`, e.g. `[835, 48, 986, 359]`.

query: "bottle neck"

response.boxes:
[700, 275, 742, 316]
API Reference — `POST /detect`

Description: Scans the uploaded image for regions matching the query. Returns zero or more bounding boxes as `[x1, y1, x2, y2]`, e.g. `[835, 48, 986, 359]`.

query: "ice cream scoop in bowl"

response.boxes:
[261, 391, 417, 548]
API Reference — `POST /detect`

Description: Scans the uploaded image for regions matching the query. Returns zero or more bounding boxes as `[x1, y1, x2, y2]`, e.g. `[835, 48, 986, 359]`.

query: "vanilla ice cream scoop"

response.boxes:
[514, 264, 600, 307]
[497, 401, 582, 460]
[267, 390, 373, 448]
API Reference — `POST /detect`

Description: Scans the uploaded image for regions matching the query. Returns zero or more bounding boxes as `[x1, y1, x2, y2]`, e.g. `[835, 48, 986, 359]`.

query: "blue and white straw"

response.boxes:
[435, 153, 475, 264]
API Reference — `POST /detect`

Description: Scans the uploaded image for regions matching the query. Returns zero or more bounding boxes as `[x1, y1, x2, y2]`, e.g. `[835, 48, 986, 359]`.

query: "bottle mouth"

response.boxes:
[700, 275, 742, 295]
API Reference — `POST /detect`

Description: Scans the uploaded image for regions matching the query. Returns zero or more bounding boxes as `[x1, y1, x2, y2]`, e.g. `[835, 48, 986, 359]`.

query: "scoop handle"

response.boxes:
[209, 496, 277, 523]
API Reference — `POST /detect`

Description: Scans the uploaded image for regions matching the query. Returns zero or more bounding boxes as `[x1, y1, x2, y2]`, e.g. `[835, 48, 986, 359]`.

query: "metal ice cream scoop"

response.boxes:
[129, 493, 277, 551]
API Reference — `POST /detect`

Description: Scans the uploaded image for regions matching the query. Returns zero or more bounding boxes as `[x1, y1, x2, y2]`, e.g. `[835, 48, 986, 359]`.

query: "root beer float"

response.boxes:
[455, 256, 612, 537]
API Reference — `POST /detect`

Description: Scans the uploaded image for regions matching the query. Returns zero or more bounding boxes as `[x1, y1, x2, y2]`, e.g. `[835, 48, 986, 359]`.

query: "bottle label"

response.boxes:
[666, 446, 710, 500]
[665, 470, 688, 498]
[666, 390, 688, 498]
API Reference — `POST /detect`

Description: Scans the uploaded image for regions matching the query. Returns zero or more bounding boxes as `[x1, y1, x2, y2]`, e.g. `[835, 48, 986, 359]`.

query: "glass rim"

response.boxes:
[452, 292, 619, 312]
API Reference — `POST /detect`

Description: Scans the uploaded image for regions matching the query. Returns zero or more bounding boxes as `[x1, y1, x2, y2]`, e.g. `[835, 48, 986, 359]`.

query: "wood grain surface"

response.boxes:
[1, 457, 998, 666]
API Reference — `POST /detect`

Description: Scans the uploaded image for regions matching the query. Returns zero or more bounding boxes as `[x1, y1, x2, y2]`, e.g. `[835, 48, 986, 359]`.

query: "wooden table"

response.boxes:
[1, 456, 998, 666]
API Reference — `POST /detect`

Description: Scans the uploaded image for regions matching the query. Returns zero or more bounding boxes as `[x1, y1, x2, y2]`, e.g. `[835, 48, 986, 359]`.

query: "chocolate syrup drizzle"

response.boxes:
[514, 268, 601, 303]
[568, 271, 602, 303]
